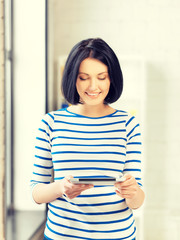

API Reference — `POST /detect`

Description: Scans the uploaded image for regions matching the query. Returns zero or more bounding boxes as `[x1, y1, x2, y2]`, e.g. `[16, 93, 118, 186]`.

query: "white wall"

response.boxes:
[49, 0, 180, 239]
[13, 0, 46, 211]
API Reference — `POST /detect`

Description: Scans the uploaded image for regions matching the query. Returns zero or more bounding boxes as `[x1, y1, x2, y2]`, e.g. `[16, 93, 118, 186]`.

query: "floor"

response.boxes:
[6, 210, 45, 240]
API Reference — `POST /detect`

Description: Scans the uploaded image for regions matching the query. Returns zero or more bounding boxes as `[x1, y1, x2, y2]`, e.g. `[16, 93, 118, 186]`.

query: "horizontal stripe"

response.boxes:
[52, 143, 126, 148]
[35, 146, 51, 152]
[125, 160, 141, 163]
[49, 208, 133, 224]
[30, 180, 50, 184]
[57, 197, 125, 207]
[36, 137, 50, 143]
[135, 177, 142, 181]
[35, 155, 52, 161]
[46, 222, 136, 240]
[52, 151, 126, 156]
[47, 216, 134, 233]
[54, 120, 126, 127]
[49, 203, 129, 215]
[53, 129, 126, 134]
[54, 167, 123, 173]
[34, 164, 53, 169]
[127, 142, 141, 145]
[123, 168, 141, 172]
[52, 159, 125, 164]
[52, 136, 127, 141]
[33, 172, 51, 177]
[126, 151, 141, 154]
[77, 192, 117, 198]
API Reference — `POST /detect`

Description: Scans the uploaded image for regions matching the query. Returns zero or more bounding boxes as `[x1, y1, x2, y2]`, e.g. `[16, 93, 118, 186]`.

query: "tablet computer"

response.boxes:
[69, 176, 125, 185]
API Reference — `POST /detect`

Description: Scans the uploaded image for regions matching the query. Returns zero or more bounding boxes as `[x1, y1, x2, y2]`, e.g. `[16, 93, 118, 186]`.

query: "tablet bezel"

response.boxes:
[69, 177, 125, 185]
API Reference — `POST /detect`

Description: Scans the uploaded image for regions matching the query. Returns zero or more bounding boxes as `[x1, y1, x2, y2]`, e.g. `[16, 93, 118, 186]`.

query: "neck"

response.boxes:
[69, 104, 114, 118]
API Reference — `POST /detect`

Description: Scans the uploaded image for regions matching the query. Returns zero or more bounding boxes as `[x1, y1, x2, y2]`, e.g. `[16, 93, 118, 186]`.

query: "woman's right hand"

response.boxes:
[60, 176, 94, 199]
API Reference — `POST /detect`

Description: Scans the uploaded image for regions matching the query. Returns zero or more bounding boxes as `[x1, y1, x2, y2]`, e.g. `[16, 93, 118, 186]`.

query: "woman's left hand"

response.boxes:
[114, 174, 139, 199]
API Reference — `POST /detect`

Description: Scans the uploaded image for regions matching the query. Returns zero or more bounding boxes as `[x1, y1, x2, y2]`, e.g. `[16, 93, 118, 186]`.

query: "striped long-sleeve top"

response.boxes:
[30, 107, 143, 240]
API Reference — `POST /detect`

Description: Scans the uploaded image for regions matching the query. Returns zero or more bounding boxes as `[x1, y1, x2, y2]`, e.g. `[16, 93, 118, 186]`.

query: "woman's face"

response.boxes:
[76, 58, 110, 106]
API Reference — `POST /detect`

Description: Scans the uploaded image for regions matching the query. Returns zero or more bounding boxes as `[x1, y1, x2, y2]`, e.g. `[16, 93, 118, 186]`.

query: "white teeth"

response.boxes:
[87, 93, 99, 96]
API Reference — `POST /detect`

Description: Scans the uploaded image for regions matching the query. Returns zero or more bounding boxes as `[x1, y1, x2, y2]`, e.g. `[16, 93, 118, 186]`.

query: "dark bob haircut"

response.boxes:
[61, 38, 123, 105]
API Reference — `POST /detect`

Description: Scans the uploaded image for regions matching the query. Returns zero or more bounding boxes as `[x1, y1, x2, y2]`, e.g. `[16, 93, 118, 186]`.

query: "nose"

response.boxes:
[88, 78, 98, 91]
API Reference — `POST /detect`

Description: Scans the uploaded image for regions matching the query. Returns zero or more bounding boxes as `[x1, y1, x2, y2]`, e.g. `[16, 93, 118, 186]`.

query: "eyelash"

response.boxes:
[79, 77, 106, 81]
[79, 77, 88, 80]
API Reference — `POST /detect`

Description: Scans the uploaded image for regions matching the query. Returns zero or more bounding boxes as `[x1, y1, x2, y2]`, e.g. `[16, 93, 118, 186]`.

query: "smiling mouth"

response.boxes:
[86, 92, 101, 96]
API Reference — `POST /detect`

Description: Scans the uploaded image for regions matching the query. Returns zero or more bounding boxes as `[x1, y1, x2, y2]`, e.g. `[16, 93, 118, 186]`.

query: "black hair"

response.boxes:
[61, 38, 123, 105]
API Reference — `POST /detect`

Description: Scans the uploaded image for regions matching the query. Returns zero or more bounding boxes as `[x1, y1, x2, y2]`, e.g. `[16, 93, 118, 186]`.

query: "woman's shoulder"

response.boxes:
[114, 109, 131, 119]
[39, 108, 67, 126]
[43, 107, 68, 119]
[114, 109, 140, 125]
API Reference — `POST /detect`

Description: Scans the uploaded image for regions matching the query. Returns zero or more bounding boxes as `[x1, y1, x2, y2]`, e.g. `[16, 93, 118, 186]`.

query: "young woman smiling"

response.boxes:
[31, 38, 145, 240]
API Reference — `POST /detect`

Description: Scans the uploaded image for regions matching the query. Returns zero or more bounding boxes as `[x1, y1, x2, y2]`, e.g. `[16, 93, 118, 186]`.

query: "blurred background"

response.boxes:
[1, 0, 180, 239]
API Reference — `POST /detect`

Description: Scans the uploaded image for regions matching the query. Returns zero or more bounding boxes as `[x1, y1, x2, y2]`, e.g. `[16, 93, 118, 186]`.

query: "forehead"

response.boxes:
[79, 58, 108, 73]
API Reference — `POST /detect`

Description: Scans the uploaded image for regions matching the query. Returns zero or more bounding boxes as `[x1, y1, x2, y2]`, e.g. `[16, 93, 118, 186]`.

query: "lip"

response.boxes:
[85, 92, 101, 98]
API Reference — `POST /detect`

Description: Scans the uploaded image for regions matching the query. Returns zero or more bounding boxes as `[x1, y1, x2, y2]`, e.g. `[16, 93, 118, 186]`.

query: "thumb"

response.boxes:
[65, 175, 74, 182]
[123, 174, 132, 181]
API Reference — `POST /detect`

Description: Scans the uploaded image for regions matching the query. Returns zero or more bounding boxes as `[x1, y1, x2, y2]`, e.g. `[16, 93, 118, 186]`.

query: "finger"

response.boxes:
[123, 174, 132, 180]
[77, 184, 94, 189]
[119, 176, 136, 188]
[115, 189, 132, 199]
[114, 174, 128, 187]
[115, 189, 125, 198]
[75, 184, 93, 192]
[66, 185, 93, 199]
[64, 187, 81, 197]
[64, 176, 74, 186]
[65, 175, 73, 181]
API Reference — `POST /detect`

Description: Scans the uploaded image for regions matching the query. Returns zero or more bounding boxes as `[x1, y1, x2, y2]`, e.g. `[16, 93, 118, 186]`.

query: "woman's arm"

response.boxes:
[114, 174, 145, 209]
[116, 114, 145, 209]
[32, 176, 93, 204]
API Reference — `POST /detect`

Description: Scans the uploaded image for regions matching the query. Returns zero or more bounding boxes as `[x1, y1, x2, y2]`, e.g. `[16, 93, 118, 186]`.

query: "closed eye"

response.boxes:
[79, 76, 88, 80]
[98, 72, 109, 80]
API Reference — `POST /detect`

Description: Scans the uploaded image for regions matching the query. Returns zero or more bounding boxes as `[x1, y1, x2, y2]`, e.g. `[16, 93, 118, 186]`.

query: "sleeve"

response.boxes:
[30, 112, 54, 191]
[123, 114, 143, 187]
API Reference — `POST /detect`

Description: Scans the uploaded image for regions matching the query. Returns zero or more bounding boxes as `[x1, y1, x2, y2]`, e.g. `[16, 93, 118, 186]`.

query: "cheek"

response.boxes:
[76, 81, 86, 95]
[76, 81, 82, 92]
[102, 81, 111, 92]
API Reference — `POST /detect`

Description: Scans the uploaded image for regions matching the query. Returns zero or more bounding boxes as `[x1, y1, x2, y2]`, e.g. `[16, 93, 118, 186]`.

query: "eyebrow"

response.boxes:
[78, 72, 108, 76]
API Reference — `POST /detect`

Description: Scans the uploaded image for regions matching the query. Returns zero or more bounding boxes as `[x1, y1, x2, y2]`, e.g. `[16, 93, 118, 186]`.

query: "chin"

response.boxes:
[84, 101, 104, 106]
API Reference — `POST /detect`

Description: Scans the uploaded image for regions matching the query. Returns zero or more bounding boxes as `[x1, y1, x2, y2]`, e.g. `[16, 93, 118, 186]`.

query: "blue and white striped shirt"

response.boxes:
[31, 107, 142, 240]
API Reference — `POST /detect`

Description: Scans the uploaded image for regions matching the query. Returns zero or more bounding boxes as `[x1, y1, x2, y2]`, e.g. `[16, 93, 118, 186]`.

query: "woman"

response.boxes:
[31, 38, 145, 240]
